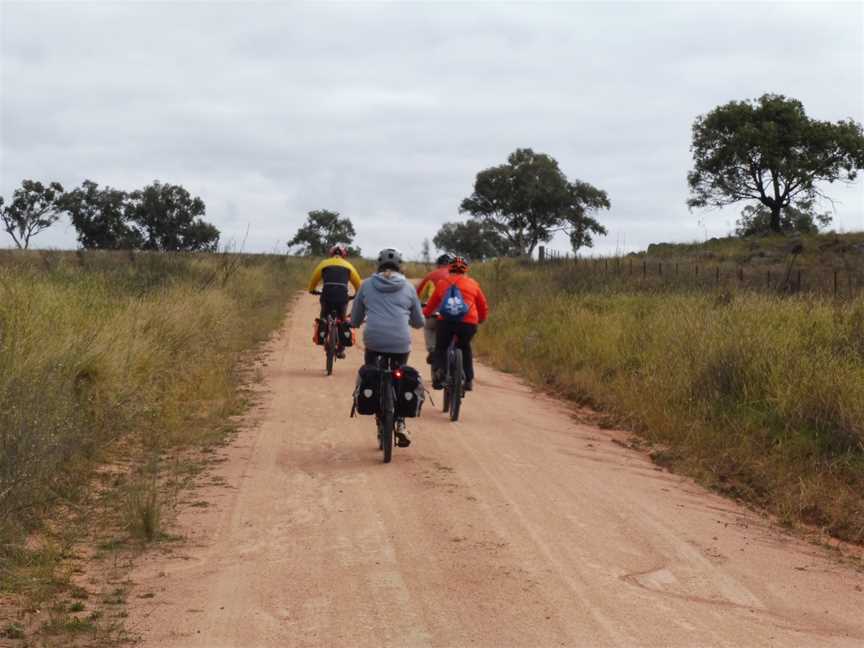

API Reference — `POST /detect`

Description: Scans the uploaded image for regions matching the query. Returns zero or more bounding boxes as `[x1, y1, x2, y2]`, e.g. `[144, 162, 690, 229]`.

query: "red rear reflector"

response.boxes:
[394, 369, 403, 379]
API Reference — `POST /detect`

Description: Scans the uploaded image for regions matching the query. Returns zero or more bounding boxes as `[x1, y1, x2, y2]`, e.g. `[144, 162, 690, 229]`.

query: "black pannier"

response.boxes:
[313, 318, 326, 345]
[339, 320, 355, 347]
[353, 365, 381, 416]
[395, 365, 425, 418]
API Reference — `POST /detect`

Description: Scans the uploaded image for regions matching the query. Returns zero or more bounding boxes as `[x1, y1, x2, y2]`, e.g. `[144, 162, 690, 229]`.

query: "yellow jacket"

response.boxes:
[307, 257, 362, 295]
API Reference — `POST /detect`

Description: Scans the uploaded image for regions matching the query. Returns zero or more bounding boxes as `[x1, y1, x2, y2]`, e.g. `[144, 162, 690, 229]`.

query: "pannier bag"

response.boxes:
[339, 320, 355, 347]
[353, 365, 381, 416]
[396, 365, 426, 418]
[313, 319, 326, 345]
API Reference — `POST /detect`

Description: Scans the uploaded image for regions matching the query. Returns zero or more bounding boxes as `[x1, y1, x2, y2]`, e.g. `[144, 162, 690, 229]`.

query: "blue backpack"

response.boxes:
[440, 280, 470, 322]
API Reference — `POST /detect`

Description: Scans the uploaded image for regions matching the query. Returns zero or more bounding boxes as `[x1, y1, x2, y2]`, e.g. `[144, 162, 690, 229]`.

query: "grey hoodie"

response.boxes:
[350, 271, 424, 354]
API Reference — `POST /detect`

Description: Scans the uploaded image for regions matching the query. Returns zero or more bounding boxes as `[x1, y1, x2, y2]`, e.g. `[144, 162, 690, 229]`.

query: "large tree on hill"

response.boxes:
[288, 209, 359, 256]
[62, 180, 144, 249]
[460, 148, 610, 257]
[687, 93, 864, 234]
[0, 180, 65, 249]
[433, 220, 510, 261]
[128, 181, 220, 251]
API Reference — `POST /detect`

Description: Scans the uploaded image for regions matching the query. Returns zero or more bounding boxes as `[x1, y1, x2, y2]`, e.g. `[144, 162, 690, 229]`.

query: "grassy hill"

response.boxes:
[538, 232, 864, 298]
[643, 231, 864, 271]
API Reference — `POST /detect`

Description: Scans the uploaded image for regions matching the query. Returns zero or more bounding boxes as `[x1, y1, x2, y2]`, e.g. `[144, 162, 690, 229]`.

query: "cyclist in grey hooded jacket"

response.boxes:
[351, 249, 424, 449]
[350, 249, 424, 360]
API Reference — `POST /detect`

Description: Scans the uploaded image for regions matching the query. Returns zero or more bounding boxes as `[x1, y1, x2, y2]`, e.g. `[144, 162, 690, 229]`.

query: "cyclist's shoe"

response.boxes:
[395, 421, 411, 447]
[336, 348, 346, 359]
[432, 370, 444, 390]
[464, 380, 473, 392]
[426, 352, 434, 365]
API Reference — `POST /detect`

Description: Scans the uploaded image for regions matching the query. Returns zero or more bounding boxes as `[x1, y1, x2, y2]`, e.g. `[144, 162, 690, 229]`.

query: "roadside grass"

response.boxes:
[473, 251, 864, 544]
[0, 249, 310, 643]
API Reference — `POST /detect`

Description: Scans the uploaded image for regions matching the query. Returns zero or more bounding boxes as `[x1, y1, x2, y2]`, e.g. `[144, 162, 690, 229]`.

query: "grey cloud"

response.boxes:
[2, 2, 862, 255]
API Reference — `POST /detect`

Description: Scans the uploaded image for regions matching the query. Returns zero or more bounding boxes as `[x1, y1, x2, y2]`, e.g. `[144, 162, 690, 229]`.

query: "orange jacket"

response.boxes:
[423, 274, 489, 325]
[416, 267, 450, 304]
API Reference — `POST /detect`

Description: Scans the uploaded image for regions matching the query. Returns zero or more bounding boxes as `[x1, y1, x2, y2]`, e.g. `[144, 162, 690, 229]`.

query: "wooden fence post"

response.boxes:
[538, 246, 545, 263]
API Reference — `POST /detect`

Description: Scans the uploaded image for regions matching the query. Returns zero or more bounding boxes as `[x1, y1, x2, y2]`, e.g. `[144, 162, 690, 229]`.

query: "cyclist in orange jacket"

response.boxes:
[423, 256, 488, 392]
[416, 254, 451, 365]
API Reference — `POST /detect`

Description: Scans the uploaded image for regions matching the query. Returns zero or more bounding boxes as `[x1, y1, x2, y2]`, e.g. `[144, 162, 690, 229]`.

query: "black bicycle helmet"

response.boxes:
[435, 253, 453, 266]
[377, 248, 403, 271]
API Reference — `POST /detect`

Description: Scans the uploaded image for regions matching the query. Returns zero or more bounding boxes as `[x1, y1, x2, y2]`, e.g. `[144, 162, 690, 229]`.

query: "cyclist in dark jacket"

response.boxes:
[308, 244, 362, 357]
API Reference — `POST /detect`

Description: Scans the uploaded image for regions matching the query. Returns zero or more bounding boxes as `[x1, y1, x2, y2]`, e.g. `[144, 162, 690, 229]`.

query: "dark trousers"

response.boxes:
[434, 321, 477, 381]
[319, 299, 348, 321]
[364, 350, 409, 368]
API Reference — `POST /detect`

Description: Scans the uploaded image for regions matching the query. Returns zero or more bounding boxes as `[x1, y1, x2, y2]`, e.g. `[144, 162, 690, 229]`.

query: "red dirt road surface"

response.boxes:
[126, 293, 864, 647]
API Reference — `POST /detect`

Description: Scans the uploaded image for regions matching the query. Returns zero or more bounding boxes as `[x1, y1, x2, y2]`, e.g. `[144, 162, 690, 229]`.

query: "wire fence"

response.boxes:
[534, 246, 864, 300]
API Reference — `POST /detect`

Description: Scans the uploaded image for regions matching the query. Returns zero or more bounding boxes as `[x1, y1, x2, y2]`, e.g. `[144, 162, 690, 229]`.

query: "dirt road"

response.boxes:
[127, 293, 864, 647]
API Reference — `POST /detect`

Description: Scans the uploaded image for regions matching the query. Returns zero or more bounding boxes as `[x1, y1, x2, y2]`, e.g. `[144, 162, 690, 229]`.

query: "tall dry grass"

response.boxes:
[0, 251, 310, 557]
[474, 260, 864, 543]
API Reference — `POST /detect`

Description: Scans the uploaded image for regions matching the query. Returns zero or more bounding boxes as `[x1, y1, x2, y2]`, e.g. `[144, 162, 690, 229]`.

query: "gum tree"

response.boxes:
[288, 209, 359, 256]
[128, 181, 220, 251]
[460, 148, 609, 257]
[687, 94, 864, 233]
[433, 220, 510, 261]
[0, 180, 65, 249]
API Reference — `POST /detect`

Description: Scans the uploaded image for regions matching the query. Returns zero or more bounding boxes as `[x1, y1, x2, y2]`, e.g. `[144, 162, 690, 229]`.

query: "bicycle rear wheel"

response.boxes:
[381, 376, 394, 463]
[449, 348, 463, 422]
[325, 321, 336, 375]
[442, 348, 453, 412]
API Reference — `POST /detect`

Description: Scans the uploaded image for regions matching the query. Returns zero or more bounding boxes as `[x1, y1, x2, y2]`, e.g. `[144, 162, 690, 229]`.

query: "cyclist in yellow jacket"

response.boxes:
[308, 244, 363, 357]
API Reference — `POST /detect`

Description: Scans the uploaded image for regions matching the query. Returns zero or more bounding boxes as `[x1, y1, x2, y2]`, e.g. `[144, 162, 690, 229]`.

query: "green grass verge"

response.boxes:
[474, 257, 864, 543]
[0, 250, 311, 578]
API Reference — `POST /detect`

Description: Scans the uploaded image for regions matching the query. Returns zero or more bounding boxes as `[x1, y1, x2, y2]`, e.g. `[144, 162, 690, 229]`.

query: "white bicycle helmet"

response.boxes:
[377, 248, 403, 269]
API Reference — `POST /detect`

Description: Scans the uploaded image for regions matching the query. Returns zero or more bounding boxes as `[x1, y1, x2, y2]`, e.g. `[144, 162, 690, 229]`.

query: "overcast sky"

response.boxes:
[1, 1, 862, 257]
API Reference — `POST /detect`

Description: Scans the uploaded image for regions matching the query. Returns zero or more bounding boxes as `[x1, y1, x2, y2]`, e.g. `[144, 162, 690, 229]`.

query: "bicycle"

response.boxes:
[372, 355, 405, 464]
[441, 334, 464, 422]
[311, 291, 354, 375]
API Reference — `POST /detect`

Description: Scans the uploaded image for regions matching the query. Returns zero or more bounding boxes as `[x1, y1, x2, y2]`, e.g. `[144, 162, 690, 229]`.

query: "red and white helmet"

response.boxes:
[329, 243, 348, 258]
[449, 256, 469, 273]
